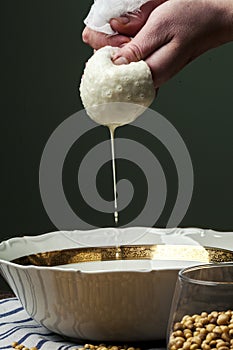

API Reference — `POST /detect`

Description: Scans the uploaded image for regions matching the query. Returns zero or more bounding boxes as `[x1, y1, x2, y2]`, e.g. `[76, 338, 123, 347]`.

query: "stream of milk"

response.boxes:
[108, 125, 119, 226]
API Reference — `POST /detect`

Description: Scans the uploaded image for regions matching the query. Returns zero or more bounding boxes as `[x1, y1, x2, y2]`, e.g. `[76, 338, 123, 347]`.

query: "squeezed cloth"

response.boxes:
[84, 0, 151, 34]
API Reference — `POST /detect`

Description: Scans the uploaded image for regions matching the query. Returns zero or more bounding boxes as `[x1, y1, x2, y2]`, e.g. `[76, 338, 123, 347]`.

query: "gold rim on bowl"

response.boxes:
[11, 245, 233, 267]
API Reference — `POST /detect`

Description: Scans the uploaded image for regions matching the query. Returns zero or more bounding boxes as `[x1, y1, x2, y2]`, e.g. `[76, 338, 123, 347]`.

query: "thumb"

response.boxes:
[110, 0, 164, 37]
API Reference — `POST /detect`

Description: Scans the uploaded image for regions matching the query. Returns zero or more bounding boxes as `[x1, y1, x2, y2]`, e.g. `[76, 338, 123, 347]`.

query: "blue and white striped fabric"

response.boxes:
[0, 298, 82, 350]
[0, 298, 166, 350]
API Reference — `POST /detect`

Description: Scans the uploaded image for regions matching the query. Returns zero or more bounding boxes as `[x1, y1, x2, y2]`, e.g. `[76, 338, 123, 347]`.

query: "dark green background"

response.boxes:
[1, 1, 233, 289]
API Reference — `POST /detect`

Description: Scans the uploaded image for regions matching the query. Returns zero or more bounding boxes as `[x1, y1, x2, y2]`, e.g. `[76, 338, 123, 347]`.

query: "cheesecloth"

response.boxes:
[84, 0, 151, 34]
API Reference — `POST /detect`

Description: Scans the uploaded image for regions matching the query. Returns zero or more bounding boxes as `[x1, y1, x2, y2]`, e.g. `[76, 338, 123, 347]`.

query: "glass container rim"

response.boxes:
[178, 262, 233, 286]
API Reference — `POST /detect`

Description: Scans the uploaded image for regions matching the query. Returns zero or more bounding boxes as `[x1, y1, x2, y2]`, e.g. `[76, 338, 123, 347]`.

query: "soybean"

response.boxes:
[169, 310, 233, 350]
[12, 343, 141, 350]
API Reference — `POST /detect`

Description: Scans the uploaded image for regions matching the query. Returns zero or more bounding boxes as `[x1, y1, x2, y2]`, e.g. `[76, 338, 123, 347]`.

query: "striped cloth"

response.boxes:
[0, 298, 83, 350]
[0, 298, 166, 350]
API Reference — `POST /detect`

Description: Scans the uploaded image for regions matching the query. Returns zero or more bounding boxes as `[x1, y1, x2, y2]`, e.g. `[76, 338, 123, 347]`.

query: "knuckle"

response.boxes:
[127, 43, 143, 61]
[82, 27, 90, 43]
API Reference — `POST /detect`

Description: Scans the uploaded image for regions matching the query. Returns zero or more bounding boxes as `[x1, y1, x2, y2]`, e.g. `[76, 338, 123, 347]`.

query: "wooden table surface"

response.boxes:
[0, 290, 15, 299]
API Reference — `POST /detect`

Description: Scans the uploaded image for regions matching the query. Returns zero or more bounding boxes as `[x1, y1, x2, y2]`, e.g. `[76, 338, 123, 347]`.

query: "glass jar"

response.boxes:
[167, 262, 233, 350]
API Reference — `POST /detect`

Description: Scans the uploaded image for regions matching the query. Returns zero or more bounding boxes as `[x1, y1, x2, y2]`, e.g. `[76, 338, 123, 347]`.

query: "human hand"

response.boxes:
[83, 0, 233, 88]
[112, 0, 233, 87]
[82, 0, 167, 49]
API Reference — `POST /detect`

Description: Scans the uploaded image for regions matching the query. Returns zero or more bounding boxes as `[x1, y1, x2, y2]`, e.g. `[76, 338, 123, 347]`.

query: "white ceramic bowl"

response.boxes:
[0, 227, 233, 342]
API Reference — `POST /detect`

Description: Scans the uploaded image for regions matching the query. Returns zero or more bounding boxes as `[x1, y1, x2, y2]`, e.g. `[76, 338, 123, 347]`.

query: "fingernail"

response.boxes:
[113, 56, 129, 65]
[114, 16, 130, 24]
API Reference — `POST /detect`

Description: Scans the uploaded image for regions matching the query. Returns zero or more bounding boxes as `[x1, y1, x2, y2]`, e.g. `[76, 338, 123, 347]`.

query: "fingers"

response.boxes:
[112, 4, 174, 64]
[82, 0, 168, 50]
[110, 0, 167, 37]
[82, 27, 130, 50]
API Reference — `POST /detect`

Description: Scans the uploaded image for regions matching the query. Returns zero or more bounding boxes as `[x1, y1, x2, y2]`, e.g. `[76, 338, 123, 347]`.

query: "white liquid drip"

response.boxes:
[108, 125, 118, 225]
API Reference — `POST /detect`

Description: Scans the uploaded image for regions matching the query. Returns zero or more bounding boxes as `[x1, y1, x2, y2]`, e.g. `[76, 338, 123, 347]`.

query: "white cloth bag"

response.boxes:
[84, 0, 151, 34]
